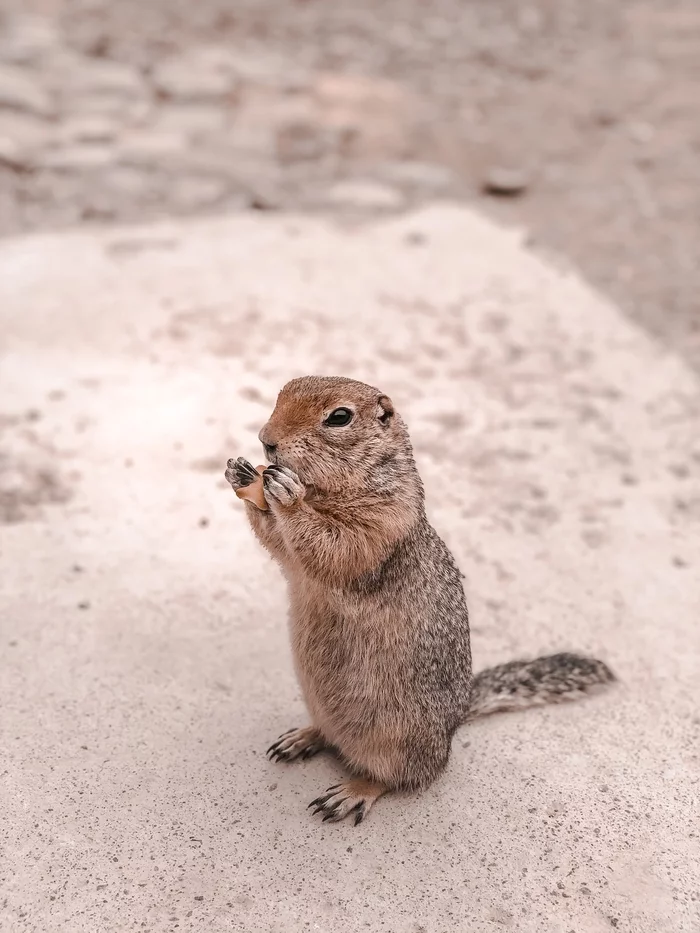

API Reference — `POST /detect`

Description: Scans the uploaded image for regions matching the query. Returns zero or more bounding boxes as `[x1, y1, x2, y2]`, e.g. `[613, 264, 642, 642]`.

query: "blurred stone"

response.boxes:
[41, 145, 116, 171]
[228, 49, 310, 92]
[171, 175, 229, 210]
[68, 92, 151, 122]
[0, 65, 53, 118]
[152, 53, 239, 101]
[628, 121, 655, 144]
[153, 104, 228, 137]
[163, 146, 244, 178]
[379, 160, 455, 190]
[0, 111, 50, 150]
[275, 120, 327, 162]
[66, 59, 144, 98]
[594, 108, 618, 127]
[0, 15, 61, 65]
[312, 73, 425, 160]
[117, 131, 188, 167]
[326, 180, 404, 209]
[0, 136, 30, 171]
[57, 115, 121, 145]
[482, 166, 530, 196]
[80, 202, 116, 222]
[248, 189, 280, 211]
[102, 166, 152, 196]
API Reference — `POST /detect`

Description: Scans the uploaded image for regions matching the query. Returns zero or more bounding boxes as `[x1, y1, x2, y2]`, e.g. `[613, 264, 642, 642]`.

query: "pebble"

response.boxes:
[628, 121, 654, 144]
[61, 59, 145, 99]
[482, 166, 530, 197]
[0, 64, 53, 118]
[171, 176, 230, 210]
[0, 15, 60, 65]
[326, 180, 404, 209]
[68, 91, 150, 122]
[42, 145, 116, 171]
[0, 111, 49, 153]
[275, 120, 327, 162]
[117, 131, 188, 167]
[153, 145, 237, 178]
[153, 103, 227, 137]
[229, 49, 307, 91]
[152, 54, 238, 101]
[57, 114, 121, 145]
[101, 166, 152, 196]
[0, 136, 29, 171]
[379, 160, 455, 190]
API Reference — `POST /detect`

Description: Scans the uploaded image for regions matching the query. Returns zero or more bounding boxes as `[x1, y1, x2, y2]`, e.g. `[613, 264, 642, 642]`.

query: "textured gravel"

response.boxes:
[0, 1, 698, 369]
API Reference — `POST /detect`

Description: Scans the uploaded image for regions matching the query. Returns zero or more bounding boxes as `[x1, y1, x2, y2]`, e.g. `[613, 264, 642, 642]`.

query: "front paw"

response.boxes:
[262, 465, 305, 507]
[225, 457, 259, 491]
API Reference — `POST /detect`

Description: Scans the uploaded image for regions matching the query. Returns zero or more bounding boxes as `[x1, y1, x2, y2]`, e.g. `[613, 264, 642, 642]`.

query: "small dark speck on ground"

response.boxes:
[405, 231, 426, 246]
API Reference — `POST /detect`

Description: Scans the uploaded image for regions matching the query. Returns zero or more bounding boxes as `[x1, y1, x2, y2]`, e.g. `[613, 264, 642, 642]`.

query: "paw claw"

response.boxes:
[262, 466, 304, 506]
[267, 727, 325, 764]
[308, 780, 384, 825]
[308, 792, 333, 810]
[352, 803, 366, 826]
[225, 456, 260, 490]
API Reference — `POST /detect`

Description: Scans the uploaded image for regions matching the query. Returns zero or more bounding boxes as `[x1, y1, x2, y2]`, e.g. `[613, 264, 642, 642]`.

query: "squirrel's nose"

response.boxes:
[258, 424, 278, 460]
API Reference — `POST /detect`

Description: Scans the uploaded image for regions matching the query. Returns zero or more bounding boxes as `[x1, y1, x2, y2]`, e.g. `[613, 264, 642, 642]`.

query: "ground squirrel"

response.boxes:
[225, 376, 615, 825]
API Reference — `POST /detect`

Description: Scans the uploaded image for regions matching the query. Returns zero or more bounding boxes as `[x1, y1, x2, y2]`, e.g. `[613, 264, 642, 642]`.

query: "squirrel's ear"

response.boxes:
[377, 395, 394, 425]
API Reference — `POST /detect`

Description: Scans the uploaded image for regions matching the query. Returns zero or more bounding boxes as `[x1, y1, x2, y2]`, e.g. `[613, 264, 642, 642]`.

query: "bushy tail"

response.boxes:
[465, 652, 615, 722]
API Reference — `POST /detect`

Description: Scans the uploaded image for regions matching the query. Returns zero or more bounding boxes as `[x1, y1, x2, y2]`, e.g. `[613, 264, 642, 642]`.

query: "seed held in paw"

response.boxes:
[234, 463, 269, 510]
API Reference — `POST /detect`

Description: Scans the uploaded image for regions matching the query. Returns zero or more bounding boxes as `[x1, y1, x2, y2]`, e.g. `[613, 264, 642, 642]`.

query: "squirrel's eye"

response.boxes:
[325, 407, 353, 427]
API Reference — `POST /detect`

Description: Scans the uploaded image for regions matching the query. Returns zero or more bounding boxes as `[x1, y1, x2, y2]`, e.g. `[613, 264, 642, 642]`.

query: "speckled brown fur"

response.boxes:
[225, 376, 615, 824]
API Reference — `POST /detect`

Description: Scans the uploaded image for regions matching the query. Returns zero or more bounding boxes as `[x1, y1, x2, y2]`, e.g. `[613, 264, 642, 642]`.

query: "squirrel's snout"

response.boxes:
[258, 424, 278, 462]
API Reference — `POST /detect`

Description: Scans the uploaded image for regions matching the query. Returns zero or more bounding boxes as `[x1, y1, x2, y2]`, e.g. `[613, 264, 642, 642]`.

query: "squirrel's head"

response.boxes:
[258, 376, 418, 494]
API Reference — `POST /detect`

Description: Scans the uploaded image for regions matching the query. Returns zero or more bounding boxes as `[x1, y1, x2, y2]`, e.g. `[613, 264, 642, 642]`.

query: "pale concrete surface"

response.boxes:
[1, 206, 698, 933]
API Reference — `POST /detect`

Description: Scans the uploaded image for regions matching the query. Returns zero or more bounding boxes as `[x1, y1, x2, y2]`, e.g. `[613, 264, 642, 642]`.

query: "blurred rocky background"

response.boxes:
[0, 0, 699, 368]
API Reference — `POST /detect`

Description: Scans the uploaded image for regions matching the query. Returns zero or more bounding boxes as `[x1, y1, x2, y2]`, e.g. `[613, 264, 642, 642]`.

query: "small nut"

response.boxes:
[235, 465, 268, 510]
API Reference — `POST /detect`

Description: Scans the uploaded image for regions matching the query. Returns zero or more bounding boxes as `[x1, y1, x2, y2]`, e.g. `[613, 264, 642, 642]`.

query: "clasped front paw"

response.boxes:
[225, 457, 260, 491]
[262, 465, 304, 506]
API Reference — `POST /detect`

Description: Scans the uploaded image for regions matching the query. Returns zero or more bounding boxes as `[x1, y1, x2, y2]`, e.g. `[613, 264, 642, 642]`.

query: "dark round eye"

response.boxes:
[325, 407, 353, 427]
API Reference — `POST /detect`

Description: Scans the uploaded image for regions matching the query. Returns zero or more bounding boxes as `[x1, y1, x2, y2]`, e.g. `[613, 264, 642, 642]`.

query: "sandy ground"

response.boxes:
[1, 206, 699, 932]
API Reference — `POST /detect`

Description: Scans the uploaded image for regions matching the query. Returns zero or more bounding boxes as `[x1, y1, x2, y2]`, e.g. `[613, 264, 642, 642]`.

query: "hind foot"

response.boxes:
[308, 778, 387, 825]
[267, 726, 326, 763]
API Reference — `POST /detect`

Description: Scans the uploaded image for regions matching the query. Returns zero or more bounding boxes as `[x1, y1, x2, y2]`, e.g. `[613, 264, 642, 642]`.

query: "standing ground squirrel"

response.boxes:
[225, 376, 615, 825]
